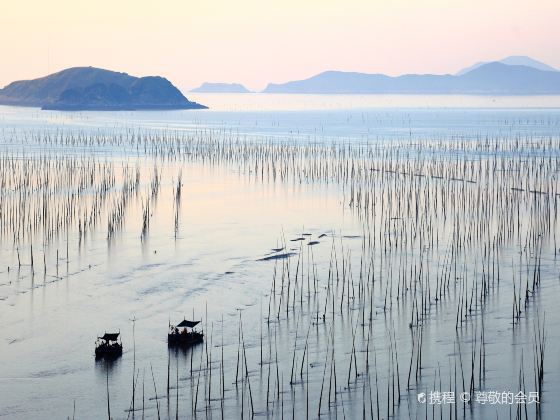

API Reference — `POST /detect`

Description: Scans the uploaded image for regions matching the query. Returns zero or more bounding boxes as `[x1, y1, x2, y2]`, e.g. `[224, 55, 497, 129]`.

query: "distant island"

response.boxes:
[190, 82, 251, 93]
[2, 56, 559, 108]
[263, 56, 560, 94]
[0, 67, 207, 110]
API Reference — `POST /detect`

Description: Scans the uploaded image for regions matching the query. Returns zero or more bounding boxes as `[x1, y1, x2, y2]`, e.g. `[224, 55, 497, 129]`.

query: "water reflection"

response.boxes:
[94, 356, 123, 376]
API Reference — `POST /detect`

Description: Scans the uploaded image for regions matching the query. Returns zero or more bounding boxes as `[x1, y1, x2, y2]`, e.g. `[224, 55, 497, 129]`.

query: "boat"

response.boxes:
[168, 319, 204, 347]
[95, 332, 123, 360]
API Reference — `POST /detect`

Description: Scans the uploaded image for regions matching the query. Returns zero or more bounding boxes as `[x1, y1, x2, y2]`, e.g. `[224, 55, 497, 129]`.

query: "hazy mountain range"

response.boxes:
[263, 57, 560, 94]
[455, 55, 557, 76]
[0, 67, 206, 110]
[1, 56, 559, 111]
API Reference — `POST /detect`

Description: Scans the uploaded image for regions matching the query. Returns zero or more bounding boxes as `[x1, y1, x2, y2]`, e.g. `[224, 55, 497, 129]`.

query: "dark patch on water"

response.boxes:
[30, 366, 80, 378]
[257, 252, 297, 261]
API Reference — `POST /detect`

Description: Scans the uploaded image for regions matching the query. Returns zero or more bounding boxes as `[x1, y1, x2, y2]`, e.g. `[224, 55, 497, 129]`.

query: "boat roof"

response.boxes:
[99, 332, 120, 341]
[176, 320, 200, 328]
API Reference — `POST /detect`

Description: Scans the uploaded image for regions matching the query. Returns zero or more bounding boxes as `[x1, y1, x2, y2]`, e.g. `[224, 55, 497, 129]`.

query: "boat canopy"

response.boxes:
[99, 332, 120, 341]
[176, 320, 200, 328]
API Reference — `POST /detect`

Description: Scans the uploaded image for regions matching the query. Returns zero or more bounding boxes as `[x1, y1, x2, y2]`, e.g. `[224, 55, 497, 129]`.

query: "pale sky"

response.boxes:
[1, 0, 559, 92]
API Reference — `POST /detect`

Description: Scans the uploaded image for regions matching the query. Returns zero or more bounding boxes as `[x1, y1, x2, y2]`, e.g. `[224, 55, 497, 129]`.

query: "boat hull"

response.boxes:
[95, 343, 123, 360]
[168, 331, 204, 347]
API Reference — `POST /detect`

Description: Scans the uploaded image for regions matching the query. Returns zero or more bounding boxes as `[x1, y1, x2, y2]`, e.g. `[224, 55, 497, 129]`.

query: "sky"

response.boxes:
[1, 0, 559, 92]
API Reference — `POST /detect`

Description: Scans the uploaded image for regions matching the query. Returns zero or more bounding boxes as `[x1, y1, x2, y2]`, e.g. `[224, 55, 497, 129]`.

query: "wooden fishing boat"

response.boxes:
[168, 319, 204, 347]
[95, 332, 123, 360]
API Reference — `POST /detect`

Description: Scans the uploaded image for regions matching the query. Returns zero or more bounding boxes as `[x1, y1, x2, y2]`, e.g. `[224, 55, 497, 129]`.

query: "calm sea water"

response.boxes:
[1, 95, 560, 419]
